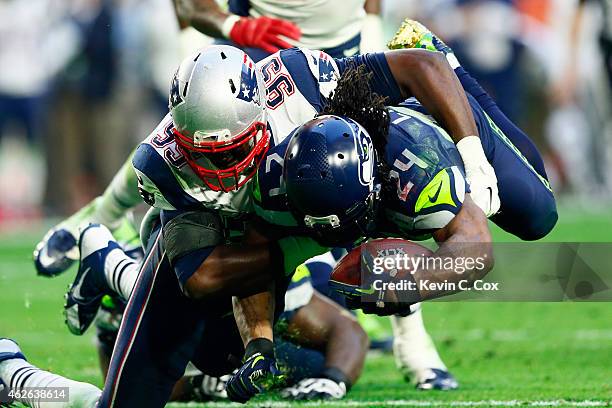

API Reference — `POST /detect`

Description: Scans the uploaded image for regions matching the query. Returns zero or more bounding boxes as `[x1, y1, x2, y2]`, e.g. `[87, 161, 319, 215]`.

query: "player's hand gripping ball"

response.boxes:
[329, 238, 433, 316]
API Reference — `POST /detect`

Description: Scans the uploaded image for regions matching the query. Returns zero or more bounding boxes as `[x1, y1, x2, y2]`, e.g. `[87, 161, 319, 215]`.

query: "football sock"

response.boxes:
[391, 307, 446, 377]
[95, 151, 142, 230]
[104, 248, 140, 301]
[0, 358, 101, 408]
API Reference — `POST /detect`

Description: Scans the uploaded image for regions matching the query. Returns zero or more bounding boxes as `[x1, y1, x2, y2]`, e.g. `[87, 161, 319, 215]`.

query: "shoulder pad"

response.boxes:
[132, 142, 201, 211]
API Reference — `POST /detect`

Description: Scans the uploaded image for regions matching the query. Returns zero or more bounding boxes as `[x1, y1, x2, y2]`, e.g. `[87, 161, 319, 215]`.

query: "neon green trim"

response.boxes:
[356, 286, 376, 295]
[250, 355, 264, 369]
[484, 112, 552, 192]
[101, 295, 116, 309]
[292, 264, 311, 283]
[415, 168, 456, 212]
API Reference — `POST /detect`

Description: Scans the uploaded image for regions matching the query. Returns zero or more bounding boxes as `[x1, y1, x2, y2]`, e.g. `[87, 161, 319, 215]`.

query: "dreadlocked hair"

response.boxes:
[321, 64, 396, 197]
[320, 64, 390, 153]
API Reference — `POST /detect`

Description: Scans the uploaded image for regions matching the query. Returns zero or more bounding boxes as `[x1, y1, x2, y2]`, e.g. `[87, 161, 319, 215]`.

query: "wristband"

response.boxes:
[456, 136, 488, 170]
[322, 367, 351, 390]
[244, 337, 275, 360]
[221, 14, 241, 39]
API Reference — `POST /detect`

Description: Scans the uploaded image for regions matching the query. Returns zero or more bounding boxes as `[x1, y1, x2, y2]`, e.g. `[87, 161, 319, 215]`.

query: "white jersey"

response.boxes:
[244, 0, 366, 50]
[132, 47, 341, 216]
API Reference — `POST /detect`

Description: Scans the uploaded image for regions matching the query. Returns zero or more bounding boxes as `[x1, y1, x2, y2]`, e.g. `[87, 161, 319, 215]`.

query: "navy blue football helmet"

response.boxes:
[284, 115, 380, 246]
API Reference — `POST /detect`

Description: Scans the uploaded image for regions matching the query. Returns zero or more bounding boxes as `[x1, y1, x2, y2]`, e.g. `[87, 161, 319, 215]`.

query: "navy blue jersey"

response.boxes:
[254, 101, 470, 239]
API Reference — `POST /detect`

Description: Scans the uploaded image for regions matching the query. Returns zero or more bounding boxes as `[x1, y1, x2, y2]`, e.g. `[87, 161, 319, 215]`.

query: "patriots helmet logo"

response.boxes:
[169, 70, 184, 109]
[237, 57, 260, 105]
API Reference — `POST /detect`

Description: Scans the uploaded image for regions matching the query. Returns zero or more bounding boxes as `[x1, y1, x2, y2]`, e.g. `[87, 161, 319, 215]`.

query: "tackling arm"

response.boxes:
[384, 20, 501, 217]
[385, 49, 478, 144]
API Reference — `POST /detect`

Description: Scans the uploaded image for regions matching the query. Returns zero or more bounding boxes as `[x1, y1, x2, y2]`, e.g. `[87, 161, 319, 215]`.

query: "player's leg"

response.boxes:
[97, 224, 208, 408]
[451, 63, 550, 181]
[93, 294, 235, 403]
[486, 122, 558, 240]
[391, 307, 458, 390]
[65, 224, 141, 335]
[0, 339, 101, 408]
[395, 21, 557, 239]
[449, 62, 558, 238]
[34, 152, 142, 277]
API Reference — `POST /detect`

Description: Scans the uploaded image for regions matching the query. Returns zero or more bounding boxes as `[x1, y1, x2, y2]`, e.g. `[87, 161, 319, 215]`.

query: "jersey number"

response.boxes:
[261, 57, 295, 110]
[151, 123, 187, 169]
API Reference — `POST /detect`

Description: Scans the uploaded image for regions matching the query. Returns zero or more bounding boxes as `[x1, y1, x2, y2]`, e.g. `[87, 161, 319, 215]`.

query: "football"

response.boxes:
[329, 238, 434, 297]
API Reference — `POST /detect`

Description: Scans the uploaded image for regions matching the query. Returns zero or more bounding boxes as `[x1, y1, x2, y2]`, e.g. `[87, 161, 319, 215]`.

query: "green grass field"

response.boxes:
[1, 205, 611, 407]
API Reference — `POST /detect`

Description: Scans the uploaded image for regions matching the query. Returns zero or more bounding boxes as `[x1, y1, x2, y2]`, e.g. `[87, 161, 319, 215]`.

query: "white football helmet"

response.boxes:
[169, 45, 269, 192]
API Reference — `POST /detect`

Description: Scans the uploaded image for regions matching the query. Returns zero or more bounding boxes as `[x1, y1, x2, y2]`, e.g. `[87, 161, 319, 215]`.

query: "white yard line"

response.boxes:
[166, 399, 611, 407]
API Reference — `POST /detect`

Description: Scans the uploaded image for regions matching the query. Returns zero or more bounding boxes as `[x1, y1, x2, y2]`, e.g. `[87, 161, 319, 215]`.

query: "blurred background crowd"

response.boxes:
[0, 0, 610, 227]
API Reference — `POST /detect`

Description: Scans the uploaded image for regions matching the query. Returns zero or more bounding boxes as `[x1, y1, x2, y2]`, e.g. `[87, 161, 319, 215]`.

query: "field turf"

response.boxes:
[0, 205, 611, 407]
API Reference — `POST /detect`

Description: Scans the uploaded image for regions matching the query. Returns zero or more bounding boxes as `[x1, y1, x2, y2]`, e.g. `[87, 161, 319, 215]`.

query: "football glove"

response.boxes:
[456, 136, 501, 217]
[225, 338, 283, 403]
[281, 378, 347, 400]
[224, 15, 301, 54]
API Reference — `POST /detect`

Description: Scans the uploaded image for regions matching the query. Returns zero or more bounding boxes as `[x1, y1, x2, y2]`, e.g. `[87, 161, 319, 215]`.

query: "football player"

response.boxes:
[174, 0, 383, 62]
[31, 24, 497, 405]
[80, 223, 368, 402]
[93, 41, 484, 406]
[255, 25, 557, 315]
[94, 40, 489, 406]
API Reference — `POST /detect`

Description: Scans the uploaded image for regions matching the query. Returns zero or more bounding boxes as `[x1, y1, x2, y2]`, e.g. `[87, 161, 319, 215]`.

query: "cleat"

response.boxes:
[0, 338, 26, 363]
[64, 224, 118, 335]
[387, 19, 455, 56]
[388, 19, 437, 51]
[34, 198, 141, 277]
[414, 368, 459, 391]
[33, 198, 101, 277]
[33, 228, 78, 277]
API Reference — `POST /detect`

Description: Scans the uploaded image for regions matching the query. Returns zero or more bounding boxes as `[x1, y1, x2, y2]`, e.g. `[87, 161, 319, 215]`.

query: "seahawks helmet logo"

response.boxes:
[355, 127, 374, 187]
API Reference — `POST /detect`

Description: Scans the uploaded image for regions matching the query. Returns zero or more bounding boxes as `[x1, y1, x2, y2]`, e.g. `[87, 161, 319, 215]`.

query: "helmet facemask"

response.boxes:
[174, 120, 269, 192]
[299, 184, 380, 247]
